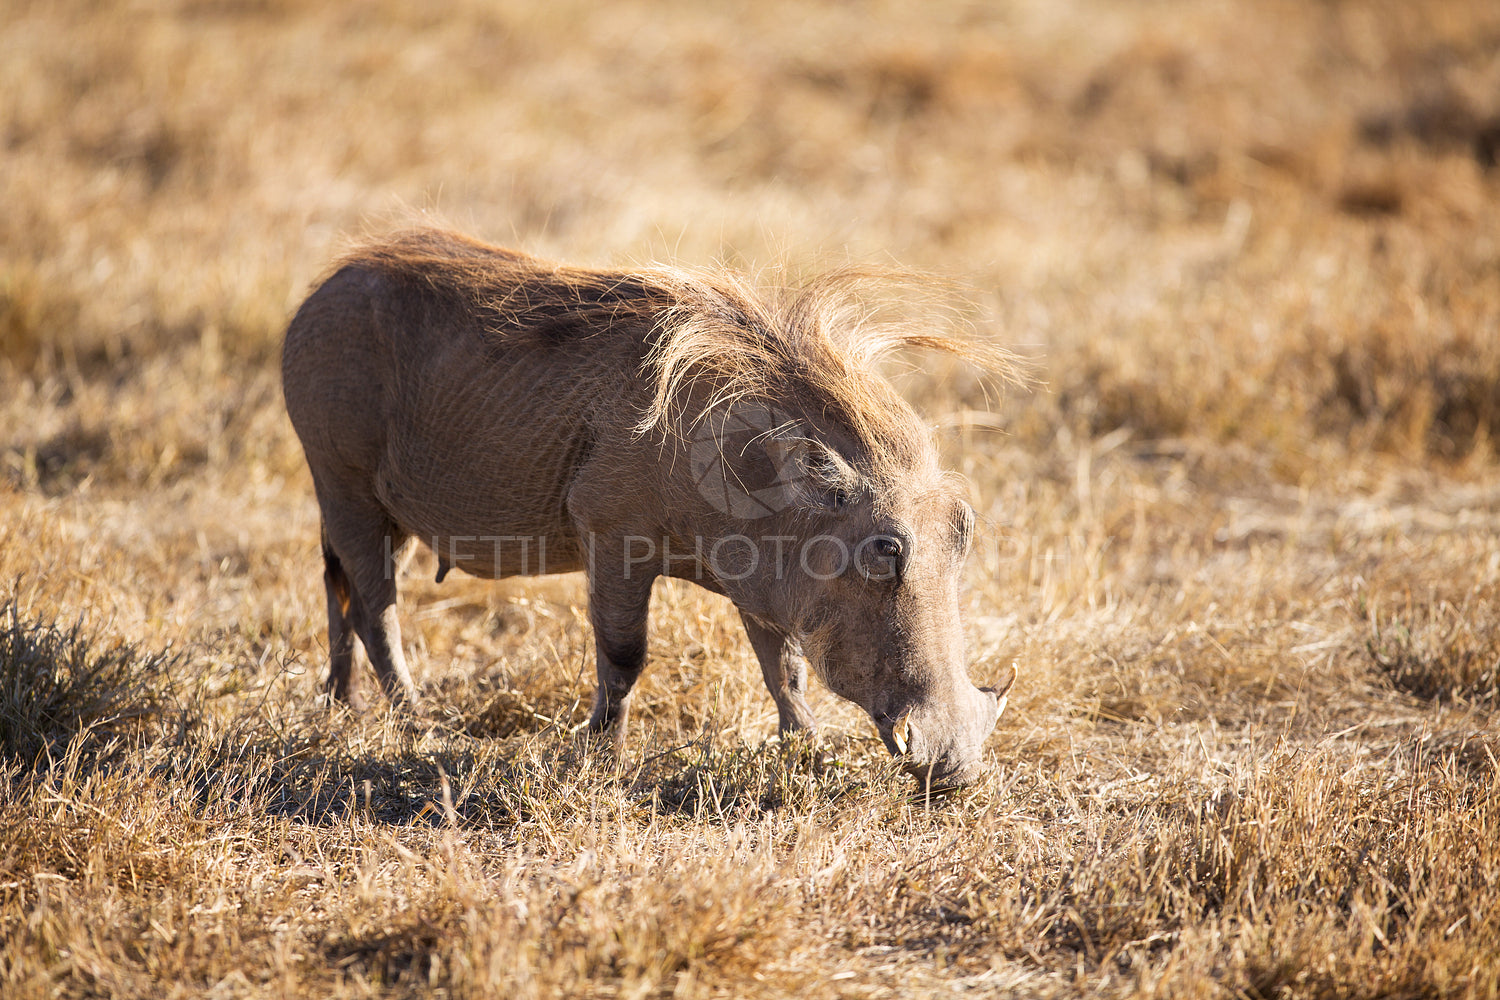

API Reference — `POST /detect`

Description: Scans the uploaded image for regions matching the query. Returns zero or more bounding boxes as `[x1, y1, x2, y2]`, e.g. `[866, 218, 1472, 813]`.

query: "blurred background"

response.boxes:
[4, 0, 1498, 473]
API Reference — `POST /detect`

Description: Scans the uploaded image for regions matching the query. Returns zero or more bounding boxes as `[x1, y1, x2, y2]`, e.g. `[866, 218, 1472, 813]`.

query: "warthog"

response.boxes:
[282, 228, 1015, 787]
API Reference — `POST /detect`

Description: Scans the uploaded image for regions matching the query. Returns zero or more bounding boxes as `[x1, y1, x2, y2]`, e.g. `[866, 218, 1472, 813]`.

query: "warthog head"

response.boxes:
[683, 391, 1014, 789]
[782, 444, 1008, 788]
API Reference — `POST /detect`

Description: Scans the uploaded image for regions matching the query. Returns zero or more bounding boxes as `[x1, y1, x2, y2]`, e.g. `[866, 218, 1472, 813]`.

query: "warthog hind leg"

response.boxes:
[321, 527, 364, 709]
[320, 501, 419, 708]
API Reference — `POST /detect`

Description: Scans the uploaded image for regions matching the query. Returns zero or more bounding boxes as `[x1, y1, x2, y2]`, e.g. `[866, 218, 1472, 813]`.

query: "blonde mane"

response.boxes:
[636, 264, 1020, 467]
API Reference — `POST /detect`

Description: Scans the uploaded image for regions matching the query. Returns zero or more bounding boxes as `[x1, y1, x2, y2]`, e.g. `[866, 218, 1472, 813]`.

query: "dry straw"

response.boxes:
[3, 0, 1500, 996]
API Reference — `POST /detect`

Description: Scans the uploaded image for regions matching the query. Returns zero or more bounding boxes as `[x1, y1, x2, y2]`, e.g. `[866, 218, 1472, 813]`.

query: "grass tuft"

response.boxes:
[0, 596, 182, 768]
[1368, 595, 1500, 707]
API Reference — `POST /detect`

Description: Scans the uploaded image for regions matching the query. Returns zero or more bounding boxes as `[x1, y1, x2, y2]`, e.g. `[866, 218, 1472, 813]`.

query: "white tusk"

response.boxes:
[892, 710, 911, 755]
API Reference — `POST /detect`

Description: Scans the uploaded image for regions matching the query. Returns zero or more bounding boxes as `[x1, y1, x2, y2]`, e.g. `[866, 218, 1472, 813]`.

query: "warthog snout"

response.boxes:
[877, 665, 1017, 789]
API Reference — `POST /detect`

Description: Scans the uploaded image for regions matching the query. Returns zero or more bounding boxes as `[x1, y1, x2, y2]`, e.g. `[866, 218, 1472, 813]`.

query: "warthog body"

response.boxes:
[282, 228, 1013, 787]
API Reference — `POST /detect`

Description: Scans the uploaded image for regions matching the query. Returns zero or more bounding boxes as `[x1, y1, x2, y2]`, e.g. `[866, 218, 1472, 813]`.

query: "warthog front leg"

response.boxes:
[740, 612, 816, 735]
[582, 550, 656, 737]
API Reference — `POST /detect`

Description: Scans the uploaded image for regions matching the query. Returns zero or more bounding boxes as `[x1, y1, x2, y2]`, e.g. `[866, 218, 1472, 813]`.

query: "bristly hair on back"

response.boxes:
[333, 228, 675, 338]
[337, 229, 1025, 459]
[633, 263, 1027, 459]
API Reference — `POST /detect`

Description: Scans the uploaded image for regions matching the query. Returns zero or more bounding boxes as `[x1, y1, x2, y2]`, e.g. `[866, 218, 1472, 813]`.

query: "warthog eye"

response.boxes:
[792, 444, 863, 512]
[859, 534, 906, 582]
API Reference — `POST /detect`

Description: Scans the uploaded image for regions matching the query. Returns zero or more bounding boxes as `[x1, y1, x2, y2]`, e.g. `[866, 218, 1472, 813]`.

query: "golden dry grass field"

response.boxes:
[3, 0, 1500, 996]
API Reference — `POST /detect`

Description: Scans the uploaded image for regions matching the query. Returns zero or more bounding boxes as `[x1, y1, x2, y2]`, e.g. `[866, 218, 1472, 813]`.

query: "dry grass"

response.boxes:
[3, 0, 1500, 996]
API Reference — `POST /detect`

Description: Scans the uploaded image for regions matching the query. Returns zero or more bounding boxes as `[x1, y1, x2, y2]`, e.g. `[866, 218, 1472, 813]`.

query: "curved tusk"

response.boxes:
[891, 709, 912, 755]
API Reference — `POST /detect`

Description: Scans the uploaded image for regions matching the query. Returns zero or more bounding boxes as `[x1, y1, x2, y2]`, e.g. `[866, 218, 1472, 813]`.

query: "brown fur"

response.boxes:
[282, 227, 1015, 787]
